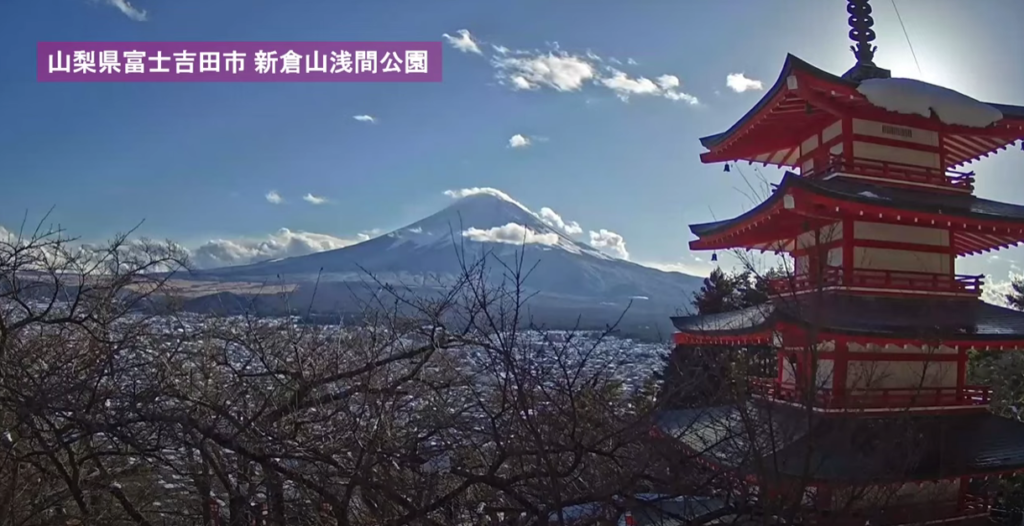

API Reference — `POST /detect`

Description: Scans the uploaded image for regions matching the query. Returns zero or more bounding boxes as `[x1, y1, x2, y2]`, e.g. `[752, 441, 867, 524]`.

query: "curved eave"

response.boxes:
[671, 304, 777, 345]
[690, 173, 1024, 255]
[803, 175, 1024, 225]
[698, 55, 1024, 169]
[778, 298, 1024, 349]
[988, 103, 1024, 123]
[674, 296, 1024, 349]
[688, 177, 798, 250]
[699, 55, 854, 151]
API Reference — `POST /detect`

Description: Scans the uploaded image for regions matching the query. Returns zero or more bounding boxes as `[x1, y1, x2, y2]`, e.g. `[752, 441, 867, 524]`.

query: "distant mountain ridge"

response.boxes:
[186, 191, 703, 330]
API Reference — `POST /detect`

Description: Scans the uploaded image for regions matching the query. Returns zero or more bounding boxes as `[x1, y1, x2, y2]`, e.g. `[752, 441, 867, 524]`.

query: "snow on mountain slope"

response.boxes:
[196, 191, 702, 305]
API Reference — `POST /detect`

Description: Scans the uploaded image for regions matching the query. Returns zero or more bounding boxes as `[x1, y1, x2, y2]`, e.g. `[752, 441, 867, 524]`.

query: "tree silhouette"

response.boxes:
[655, 267, 777, 410]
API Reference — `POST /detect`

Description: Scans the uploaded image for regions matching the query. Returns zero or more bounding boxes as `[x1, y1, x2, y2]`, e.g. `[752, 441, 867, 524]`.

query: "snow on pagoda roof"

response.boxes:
[857, 77, 1004, 128]
[698, 55, 1024, 167]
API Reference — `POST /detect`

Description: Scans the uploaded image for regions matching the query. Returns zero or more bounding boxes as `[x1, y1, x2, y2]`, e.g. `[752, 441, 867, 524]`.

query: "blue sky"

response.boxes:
[2, 0, 1024, 296]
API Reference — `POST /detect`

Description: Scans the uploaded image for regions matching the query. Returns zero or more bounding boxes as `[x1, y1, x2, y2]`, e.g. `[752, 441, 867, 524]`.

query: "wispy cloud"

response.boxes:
[726, 73, 763, 93]
[190, 228, 358, 268]
[463, 223, 559, 246]
[356, 228, 384, 241]
[442, 29, 483, 55]
[445, 30, 699, 105]
[598, 70, 699, 104]
[353, 115, 376, 123]
[494, 53, 597, 92]
[265, 191, 283, 204]
[508, 134, 531, 148]
[642, 259, 710, 277]
[104, 0, 147, 21]
[303, 193, 329, 205]
[538, 207, 582, 235]
[588, 229, 629, 260]
[982, 266, 1024, 306]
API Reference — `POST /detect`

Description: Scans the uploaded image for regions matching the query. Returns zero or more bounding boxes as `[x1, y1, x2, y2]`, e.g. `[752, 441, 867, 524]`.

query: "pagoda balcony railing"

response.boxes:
[804, 154, 975, 193]
[748, 378, 992, 410]
[768, 266, 984, 296]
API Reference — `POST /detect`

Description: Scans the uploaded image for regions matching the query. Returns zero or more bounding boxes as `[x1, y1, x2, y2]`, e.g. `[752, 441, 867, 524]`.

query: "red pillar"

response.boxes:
[957, 347, 968, 402]
[841, 117, 854, 167]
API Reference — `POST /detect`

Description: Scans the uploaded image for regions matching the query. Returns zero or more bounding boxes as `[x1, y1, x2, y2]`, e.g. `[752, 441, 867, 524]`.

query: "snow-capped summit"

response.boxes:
[193, 191, 702, 325]
[388, 190, 611, 259]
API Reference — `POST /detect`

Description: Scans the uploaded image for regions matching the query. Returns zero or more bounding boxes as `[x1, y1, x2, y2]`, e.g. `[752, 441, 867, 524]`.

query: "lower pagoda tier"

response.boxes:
[672, 293, 1024, 413]
[653, 404, 1024, 523]
[672, 293, 1024, 349]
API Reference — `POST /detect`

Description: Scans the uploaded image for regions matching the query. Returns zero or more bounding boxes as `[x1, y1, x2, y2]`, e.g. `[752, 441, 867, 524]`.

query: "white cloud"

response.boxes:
[303, 193, 329, 205]
[538, 207, 582, 235]
[189, 228, 361, 268]
[508, 134, 531, 148]
[510, 76, 532, 90]
[599, 70, 660, 100]
[463, 223, 559, 246]
[449, 31, 700, 106]
[656, 74, 680, 90]
[599, 69, 699, 104]
[663, 90, 700, 104]
[356, 228, 384, 241]
[444, 188, 582, 236]
[353, 115, 376, 123]
[493, 53, 596, 92]
[588, 229, 629, 260]
[642, 259, 711, 277]
[726, 73, 763, 93]
[442, 29, 482, 54]
[265, 191, 283, 204]
[982, 268, 1024, 306]
[105, 0, 147, 21]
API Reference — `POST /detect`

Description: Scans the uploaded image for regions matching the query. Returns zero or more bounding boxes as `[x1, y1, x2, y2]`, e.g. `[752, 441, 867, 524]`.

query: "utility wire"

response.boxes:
[890, 0, 923, 75]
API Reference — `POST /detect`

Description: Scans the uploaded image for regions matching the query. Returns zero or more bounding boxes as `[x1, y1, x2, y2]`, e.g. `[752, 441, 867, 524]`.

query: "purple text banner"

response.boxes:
[38, 41, 442, 82]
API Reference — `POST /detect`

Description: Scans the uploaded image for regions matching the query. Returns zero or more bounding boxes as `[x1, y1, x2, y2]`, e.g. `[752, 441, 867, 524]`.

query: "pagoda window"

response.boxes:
[853, 141, 940, 170]
[853, 222, 950, 246]
[846, 359, 957, 391]
[852, 247, 951, 274]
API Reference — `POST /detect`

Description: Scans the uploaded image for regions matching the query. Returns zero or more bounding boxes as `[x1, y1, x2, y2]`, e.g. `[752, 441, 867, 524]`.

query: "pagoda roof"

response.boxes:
[656, 404, 1024, 483]
[699, 54, 1024, 169]
[689, 172, 1024, 255]
[671, 294, 1024, 347]
[699, 55, 855, 150]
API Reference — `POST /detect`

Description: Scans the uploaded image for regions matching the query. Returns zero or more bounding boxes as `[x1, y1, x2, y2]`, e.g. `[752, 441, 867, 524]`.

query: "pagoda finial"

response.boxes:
[841, 0, 891, 81]
[847, 0, 877, 66]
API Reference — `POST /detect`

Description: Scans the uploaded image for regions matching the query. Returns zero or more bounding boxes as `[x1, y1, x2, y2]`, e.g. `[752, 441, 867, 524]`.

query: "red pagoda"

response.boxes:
[659, 1, 1024, 524]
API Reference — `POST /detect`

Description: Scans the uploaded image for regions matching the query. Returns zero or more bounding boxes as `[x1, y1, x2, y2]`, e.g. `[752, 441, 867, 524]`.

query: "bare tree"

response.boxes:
[0, 219, 738, 526]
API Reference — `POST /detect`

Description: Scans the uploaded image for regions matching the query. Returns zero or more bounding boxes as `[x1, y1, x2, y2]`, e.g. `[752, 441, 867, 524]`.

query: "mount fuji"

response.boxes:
[185, 191, 703, 332]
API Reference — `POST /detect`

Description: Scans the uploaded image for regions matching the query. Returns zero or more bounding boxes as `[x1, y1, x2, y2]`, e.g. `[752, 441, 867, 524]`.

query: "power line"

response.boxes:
[890, 0, 923, 75]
